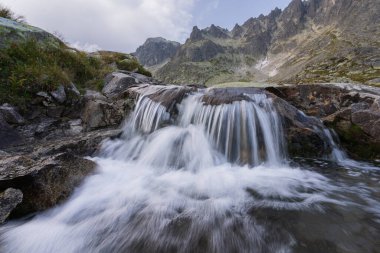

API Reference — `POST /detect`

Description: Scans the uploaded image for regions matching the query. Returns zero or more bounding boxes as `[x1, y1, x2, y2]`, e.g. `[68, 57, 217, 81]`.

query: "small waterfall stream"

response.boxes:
[1, 87, 379, 253]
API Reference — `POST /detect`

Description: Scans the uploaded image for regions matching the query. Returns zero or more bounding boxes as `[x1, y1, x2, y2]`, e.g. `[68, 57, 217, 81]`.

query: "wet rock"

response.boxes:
[0, 153, 95, 217]
[103, 72, 140, 99]
[128, 84, 194, 114]
[50, 85, 67, 104]
[81, 99, 124, 131]
[202, 87, 261, 105]
[0, 104, 25, 125]
[0, 129, 120, 218]
[0, 188, 23, 223]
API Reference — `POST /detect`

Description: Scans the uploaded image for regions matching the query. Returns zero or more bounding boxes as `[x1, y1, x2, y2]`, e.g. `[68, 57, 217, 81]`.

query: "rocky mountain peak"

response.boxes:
[207, 24, 230, 39]
[232, 23, 244, 38]
[189, 26, 203, 41]
[134, 37, 180, 67]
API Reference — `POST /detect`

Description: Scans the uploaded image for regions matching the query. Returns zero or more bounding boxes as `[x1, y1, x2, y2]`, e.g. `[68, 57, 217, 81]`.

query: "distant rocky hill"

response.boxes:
[133, 37, 180, 71]
[147, 0, 379, 86]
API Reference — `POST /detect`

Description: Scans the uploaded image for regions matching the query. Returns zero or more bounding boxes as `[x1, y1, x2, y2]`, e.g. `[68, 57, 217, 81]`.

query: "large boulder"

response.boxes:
[81, 99, 125, 131]
[102, 72, 141, 99]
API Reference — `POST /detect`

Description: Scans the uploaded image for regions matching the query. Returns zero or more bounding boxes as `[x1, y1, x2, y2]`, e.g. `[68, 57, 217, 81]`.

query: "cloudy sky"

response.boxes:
[1, 0, 291, 53]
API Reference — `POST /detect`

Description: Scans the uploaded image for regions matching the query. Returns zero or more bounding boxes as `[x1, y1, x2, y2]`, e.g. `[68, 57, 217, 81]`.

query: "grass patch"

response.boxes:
[0, 39, 151, 108]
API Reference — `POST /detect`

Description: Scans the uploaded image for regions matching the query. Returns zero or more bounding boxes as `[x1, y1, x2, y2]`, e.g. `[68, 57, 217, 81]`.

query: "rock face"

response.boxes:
[134, 37, 180, 67]
[152, 0, 379, 86]
[268, 83, 380, 159]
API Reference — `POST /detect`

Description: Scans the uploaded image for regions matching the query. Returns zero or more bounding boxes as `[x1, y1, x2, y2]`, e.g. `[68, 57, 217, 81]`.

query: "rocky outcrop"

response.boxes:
[0, 153, 95, 217]
[268, 83, 380, 159]
[0, 129, 120, 220]
[134, 37, 180, 67]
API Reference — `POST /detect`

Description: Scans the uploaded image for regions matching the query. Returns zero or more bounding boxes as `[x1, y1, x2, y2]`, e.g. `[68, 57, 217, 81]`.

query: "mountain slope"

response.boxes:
[153, 0, 379, 86]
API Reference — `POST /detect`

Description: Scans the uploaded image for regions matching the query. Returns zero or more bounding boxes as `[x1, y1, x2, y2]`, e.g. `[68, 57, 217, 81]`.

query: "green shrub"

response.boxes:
[116, 59, 140, 72]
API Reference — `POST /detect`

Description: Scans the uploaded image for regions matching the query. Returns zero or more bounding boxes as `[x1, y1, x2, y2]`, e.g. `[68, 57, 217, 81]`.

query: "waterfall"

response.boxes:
[106, 89, 285, 167]
[179, 93, 284, 165]
[2, 86, 379, 253]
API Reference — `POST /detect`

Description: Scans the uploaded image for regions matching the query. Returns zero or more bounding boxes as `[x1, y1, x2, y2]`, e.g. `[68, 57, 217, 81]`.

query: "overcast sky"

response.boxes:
[1, 0, 291, 53]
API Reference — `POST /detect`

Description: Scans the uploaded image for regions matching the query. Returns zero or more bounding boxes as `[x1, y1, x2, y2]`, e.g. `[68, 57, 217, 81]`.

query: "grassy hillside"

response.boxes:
[0, 7, 150, 108]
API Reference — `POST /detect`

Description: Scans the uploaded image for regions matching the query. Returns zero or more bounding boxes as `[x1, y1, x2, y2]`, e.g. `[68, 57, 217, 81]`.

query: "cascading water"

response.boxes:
[179, 93, 284, 166]
[1, 87, 380, 253]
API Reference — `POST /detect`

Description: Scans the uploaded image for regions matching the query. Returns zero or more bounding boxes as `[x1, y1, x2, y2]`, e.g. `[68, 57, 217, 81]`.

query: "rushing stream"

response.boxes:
[1, 89, 380, 253]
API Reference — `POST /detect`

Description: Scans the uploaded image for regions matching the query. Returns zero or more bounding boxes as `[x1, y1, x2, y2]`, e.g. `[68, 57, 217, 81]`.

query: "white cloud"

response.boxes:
[1, 0, 197, 52]
[70, 41, 102, 53]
